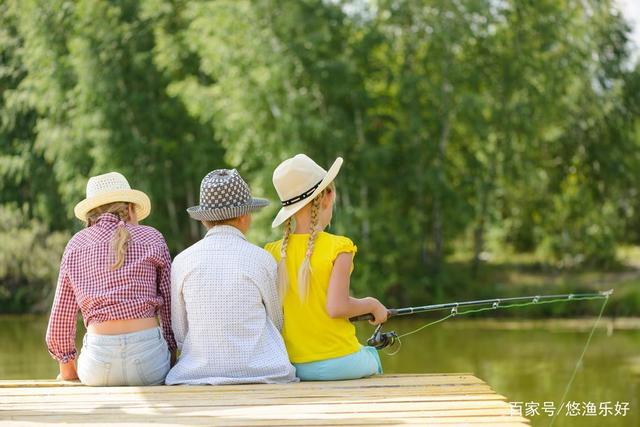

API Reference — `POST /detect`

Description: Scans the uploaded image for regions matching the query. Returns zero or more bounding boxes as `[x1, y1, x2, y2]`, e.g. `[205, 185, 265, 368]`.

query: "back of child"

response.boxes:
[265, 154, 388, 381]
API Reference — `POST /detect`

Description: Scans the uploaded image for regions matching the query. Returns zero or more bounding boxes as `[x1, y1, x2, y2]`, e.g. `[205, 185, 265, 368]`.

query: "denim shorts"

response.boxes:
[77, 327, 170, 386]
[293, 346, 382, 381]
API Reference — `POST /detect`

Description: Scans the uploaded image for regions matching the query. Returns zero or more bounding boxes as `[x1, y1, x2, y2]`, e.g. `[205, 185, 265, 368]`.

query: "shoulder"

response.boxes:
[321, 232, 356, 249]
[245, 241, 277, 270]
[130, 224, 167, 247]
[264, 239, 283, 257]
[63, 227, 95, 255]
[66, 229, 86, 249]
[233, 240, 278, 280]
[172, 239, 203, 268]
[318, 232, 357, 261]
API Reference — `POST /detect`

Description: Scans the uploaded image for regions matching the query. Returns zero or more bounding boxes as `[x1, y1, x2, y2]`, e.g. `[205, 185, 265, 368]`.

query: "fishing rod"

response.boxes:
[351, 289, 613, 349]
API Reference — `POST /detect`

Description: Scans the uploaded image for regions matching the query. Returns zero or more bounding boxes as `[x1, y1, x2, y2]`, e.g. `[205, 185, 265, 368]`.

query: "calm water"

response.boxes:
[1, 316, 638, 427]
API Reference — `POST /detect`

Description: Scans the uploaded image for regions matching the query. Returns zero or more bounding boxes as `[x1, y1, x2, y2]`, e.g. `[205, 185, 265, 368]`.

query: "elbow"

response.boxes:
[45, 328, 56, 353]
[45, 326, 76, 363]
[326, 302, 344, 319]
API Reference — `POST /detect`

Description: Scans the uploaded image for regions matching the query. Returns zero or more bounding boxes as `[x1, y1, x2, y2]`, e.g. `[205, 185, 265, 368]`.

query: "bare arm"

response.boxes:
[326, 253, 388, 325]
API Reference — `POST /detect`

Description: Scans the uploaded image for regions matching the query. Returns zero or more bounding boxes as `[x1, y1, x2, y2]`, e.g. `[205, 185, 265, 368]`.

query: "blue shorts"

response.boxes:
[77, 327, 170, 386]
[293, 346, 382, 381]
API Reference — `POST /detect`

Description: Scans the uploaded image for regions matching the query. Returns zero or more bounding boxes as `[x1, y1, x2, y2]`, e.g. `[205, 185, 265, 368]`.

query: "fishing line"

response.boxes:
[383, 336, 402, 356]
[394, 295, 608, 340]
[549, 295, 609, 427]
[396, 313, 456, 339]
[361, 291, 612, 352]
[374, 293, 611, 426]
[384, 314, 455, 355]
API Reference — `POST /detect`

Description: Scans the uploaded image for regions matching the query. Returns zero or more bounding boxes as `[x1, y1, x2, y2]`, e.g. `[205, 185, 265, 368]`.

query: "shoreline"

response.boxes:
[436, 316, 640, 331]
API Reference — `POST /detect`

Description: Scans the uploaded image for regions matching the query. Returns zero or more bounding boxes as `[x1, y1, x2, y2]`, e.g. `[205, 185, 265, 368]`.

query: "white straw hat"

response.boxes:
[74, 172, 151, 222]
[271, 154, 343, 228]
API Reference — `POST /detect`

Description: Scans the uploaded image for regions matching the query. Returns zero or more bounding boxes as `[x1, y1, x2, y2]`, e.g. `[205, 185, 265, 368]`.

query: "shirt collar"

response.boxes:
[94, 213, 122, 227]
[205, 225, 247, 241]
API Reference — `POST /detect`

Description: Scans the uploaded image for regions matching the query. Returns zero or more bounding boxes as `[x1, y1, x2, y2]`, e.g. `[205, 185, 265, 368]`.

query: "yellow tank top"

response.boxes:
[265, 232, 361, 363]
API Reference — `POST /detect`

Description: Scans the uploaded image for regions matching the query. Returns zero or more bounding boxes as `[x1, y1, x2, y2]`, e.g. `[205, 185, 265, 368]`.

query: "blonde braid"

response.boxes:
[87, 202, 131, 270]
[297, 195, 321, 301]
[277, 217, 293, 298]
[111, 207, 130, 270]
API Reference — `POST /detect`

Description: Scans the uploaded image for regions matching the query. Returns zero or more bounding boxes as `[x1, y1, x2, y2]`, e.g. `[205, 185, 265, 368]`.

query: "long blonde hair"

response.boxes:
[277, 182, 334, 302]
[86, 202, 131, 270]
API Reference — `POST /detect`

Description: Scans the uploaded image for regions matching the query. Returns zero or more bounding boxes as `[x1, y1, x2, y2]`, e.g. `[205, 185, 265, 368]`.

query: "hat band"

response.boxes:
[281, 180, 322, 207]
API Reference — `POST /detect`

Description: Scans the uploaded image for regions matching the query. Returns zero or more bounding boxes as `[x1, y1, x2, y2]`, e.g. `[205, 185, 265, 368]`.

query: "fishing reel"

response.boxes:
[367, 324, 398, 350]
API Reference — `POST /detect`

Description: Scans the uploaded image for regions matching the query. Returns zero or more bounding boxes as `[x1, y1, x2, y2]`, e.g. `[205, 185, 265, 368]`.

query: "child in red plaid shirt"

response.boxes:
[46, 172, 176, 385]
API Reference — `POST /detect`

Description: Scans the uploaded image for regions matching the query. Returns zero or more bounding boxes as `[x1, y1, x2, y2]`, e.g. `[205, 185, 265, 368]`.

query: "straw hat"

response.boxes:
[187, 169, 269, 221]
[271, 154, 343, 228]
[74, 172, 151, 222]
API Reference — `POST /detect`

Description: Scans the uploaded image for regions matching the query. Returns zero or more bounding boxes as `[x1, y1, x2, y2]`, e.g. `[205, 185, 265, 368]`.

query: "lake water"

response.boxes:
[1, 315, 637, 427]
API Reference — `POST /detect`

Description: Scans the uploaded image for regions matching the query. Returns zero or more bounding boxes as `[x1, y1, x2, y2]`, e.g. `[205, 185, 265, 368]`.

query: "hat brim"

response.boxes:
[74, 189, 151, 222]
[187, 198, 269, 221]
[271, 157, 343, 228]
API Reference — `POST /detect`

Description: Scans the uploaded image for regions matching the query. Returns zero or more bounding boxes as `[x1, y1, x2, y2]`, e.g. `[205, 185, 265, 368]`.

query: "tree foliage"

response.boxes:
[1, 0, 639, 311]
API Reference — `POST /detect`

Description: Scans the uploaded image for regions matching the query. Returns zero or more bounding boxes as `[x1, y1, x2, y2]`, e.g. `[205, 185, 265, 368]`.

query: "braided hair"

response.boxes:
[276, 217, 293, 298]
[86, 202, 131, 270]
[296, 195, 321, 301]
[277, 182, 335, 302]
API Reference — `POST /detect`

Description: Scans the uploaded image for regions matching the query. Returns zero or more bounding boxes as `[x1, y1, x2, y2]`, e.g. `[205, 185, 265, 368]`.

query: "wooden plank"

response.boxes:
[0, 392, 506, 405]
[0, 375, 486, 397]
[0, 374, 529, 426]
[0, 373, 482, 389]
[0, 384, 492, 401]
[0, 418, 529, 426]
[1, 399, 511, 414]
[1, 410, 523, 420]
[1, 401, 516, 417]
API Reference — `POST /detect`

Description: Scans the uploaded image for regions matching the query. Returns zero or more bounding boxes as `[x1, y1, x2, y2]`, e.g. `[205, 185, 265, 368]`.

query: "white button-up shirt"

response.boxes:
[165, 225, 297, 385]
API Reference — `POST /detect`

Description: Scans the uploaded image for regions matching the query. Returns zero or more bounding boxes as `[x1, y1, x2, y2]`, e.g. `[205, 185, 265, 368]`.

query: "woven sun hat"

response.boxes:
[74, 172, 151, 222]
[271, 154, 343, 228]
[187, 169, 269, 221]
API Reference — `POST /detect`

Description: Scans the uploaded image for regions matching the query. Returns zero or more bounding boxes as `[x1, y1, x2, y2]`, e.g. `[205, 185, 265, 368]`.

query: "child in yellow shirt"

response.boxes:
[264, 154, 388, 381]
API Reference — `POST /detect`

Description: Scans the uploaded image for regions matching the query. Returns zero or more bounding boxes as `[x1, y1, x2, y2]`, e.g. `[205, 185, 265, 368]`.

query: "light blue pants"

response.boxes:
[293, 346, 382, 381]
[77, 327, 170, 386]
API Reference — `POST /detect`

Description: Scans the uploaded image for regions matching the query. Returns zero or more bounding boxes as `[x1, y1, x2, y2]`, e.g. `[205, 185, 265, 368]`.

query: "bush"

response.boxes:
[536, 177, 622, 268]
[0, 206, 69, 313]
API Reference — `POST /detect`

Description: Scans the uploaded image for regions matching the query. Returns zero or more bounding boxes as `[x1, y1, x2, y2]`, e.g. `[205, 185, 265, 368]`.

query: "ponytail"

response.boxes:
[86, 202, 131, 270]
[110, 221, 130, 270]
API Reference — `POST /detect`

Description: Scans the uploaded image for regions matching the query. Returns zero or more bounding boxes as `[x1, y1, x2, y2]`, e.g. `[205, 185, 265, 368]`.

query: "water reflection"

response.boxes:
[362, 318, 639, 427]
[0, 316, 637, 427]
[0, 316, 84, 380]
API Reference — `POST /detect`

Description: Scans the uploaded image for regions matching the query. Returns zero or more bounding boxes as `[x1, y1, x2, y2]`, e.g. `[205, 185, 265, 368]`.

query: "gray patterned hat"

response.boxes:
[187, 169, 269, 221]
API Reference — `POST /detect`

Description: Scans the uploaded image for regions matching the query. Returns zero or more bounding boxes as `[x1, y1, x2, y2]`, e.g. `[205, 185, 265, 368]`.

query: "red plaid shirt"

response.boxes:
[45, 213, 176, 362]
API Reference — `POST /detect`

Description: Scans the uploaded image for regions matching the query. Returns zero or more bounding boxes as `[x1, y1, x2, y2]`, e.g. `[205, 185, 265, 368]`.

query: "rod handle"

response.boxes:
[349, 310, 395, 322]
[349, 313, 374, 322]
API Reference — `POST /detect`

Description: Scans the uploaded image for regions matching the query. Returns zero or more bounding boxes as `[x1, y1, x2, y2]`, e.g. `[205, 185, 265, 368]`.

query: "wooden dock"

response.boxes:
[0, 373, 529, 426]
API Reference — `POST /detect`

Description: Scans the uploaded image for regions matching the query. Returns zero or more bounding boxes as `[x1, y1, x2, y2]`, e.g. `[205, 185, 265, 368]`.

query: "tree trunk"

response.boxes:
[163, 170, 180, 247]
[472, 190, 487, 277]
[354, 107, 370, 246]
[432, 102, 451, 270]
